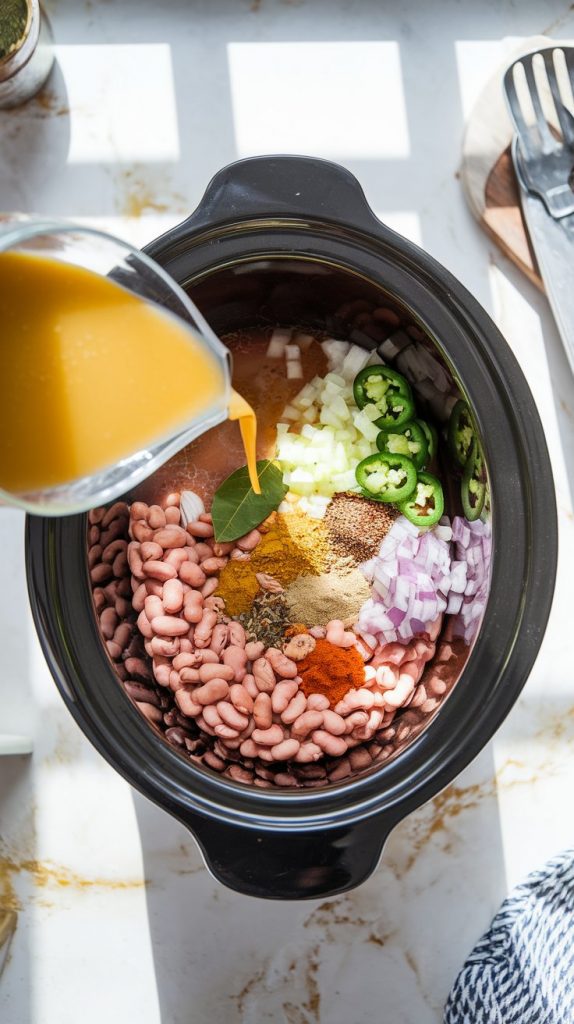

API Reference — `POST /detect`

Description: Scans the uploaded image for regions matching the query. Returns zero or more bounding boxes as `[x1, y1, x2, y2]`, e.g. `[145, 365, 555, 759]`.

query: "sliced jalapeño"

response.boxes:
[353, 365, 414, 430]
[398, 471, 444, 528]
[355, 451, 417, 504]
[376, 420, 428, 471]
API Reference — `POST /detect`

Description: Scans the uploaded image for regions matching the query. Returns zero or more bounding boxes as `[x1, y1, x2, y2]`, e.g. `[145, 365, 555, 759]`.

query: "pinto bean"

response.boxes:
[325, 619, 356, 649]
[194, 609, 218, 648]
[209, 623, 229, 656]
[245, 640, 264, 661]
[91, 562, 113, 584]
[147, 505, 166, 530]
[172, 652, 199, 671]
[252, 657, 276, 693]
[163, 548, 188, 572]
[217, 702, 249, 732]
[271, 680, 299, 713]
[230, 548, 250, 562]
[136, 701, 163, 724]
[99, 607, 118, 639]
[193, 679, 230, 705]
[201, 705, 222, 728]
[140, 541, 164, 562]
[151, 615, 190, 637]
[178, 561, 206, 587]
[201, 556, 227, 575]
[291, 710, 324, 739]
[144, 578, 163, 598]
[229, 684, 254, 715]
[294, 742, 323, 763]
[163, 578, 184, 614]
[265, 647, 298, 678]
[132, 521, 154, 544]
[281, 691, 307, 724]
[252, 725, 284, 746]
[222, 645, 247, 681]
[183, 593, 204, 624]
[106, 639, 122, 660]
[163, 492, 180, 509]
[198, 649, 219, 664]
[125, 657, 151, 681]
[236, 529, 261, 551]
[306, 693, 330, 711]
[253, 692, 273, 730]
[88, 525, 100, 546]
[334, 689, 375, 715]
[89, 506, 106, 525]
[226, 764, 254, 784]
[150, 636, 180, 658]
[144, 595, 164, 622]
[186, 520, 214, 538]
[93, 587, 106, 612]
[137, 610, 153, 639]
[152, 526, 188, 549]
[164, 506, 181, 525]
[322, 710, 347, 736]
[175, 687, 202, 717]
[130, 502, 148, 520]
[199, 663, 235, 683]
[101, 501, 128, 528]
[312, 730, 348, 756]
[383, 674, 416, 709]
[113, 551, 128, 577]
[228, 622, 246, 648]
[201, 578, 218, 599]
[240, 739, 260, 758]
[328, 757, 353, 781]
[242, 674, 258, 699]
[142, 560, 177, 583]
[271, 739, 300, 761]
[212, 541, 234, 557]
[179, 667, 200, 683]
[113, 622, 133, 650]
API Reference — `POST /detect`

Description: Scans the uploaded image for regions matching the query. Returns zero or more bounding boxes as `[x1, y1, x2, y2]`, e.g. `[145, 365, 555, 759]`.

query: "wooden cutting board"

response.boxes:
[459, 34, 571, 293]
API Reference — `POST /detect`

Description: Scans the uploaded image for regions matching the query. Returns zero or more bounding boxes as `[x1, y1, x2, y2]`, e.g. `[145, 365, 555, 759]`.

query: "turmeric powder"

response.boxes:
[216, 512, 328, 615]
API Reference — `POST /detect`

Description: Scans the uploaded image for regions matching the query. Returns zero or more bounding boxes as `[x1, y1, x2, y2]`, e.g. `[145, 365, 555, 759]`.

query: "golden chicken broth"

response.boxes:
[0, 251, 259, 494]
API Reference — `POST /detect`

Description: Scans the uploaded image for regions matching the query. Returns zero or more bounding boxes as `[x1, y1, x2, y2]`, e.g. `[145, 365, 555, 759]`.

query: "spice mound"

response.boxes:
[216, 511, 329, 615]
[285, 568, 369, 627]
[298, 638, 365, 706]
[324, 492, 399, 565]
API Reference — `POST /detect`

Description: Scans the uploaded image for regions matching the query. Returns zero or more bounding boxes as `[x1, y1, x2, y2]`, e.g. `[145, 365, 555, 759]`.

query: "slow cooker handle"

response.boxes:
[185, 812, 396, 900]
[172, 155, 382, 236]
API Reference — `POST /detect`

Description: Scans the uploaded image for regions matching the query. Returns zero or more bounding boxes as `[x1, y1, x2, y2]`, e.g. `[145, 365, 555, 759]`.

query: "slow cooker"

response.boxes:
[26, 156, 557, 899]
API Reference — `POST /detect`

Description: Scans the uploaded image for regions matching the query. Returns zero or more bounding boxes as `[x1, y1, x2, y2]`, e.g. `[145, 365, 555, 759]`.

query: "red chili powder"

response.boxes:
[298, 638, 364, 707]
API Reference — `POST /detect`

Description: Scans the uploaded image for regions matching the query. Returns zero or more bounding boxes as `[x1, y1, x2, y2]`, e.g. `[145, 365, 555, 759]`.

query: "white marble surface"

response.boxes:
[1, 1, 574, 1021]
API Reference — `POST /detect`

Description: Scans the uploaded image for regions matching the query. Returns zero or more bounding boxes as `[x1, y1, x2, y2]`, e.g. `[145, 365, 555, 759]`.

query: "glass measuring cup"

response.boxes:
[0, 217, 231, 515]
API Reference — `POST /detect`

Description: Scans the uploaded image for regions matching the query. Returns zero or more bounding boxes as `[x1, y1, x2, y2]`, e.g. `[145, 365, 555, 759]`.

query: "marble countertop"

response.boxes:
[1, 1, 574, 1021]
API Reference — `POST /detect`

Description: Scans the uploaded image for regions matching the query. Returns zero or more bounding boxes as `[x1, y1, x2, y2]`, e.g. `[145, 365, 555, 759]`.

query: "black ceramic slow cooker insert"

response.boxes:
[26, 156, 557, 900]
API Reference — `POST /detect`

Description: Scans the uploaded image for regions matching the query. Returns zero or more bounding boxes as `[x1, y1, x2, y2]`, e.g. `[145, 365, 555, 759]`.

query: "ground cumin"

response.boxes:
[298, 638, 365, 706]
[216, 512, 329, 616]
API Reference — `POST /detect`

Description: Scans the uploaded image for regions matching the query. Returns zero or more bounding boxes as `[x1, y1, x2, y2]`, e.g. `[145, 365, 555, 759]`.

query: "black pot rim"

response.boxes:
[26, 155, 557, 836]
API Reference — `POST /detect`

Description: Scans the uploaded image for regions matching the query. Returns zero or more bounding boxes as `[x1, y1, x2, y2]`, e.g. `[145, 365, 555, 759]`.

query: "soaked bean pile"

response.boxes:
[88, 495, 465, 787]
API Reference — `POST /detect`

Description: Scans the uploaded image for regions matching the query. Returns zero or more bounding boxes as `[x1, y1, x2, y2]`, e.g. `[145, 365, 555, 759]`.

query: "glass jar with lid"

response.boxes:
[0, 0, 54, 109]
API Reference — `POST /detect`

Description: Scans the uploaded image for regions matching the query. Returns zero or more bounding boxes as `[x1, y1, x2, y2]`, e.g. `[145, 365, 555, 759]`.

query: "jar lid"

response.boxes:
[0, 0, 32, 63]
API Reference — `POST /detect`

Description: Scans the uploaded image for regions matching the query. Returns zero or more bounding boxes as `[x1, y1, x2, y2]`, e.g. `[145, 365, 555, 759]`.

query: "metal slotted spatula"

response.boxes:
[503, 46, 574, 373]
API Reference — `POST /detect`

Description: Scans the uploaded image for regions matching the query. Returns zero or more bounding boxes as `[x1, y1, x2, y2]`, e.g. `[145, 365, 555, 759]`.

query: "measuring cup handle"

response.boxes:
[165, 156, 382, 237]
[184, 811, 396, 899]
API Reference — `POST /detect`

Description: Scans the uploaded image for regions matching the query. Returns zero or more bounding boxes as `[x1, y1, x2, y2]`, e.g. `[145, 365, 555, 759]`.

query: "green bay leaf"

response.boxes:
[211, 460, 287, 543]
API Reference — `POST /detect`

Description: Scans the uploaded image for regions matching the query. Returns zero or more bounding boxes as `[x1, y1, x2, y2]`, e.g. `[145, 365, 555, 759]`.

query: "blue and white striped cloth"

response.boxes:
[445, 850, 574, 1023]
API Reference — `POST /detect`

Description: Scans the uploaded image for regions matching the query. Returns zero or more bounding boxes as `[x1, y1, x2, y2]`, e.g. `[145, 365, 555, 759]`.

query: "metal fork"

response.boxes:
[504, 46, 574, 218]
